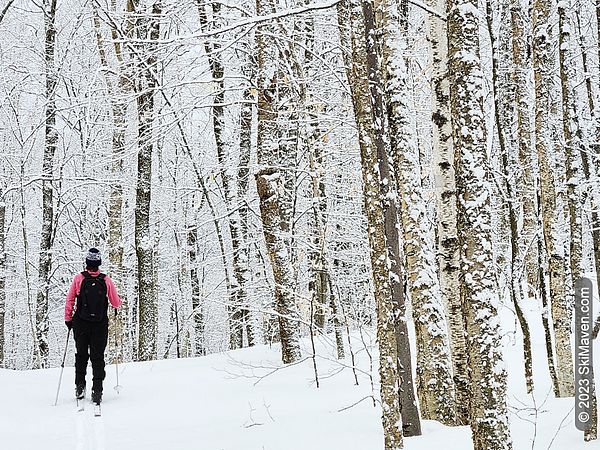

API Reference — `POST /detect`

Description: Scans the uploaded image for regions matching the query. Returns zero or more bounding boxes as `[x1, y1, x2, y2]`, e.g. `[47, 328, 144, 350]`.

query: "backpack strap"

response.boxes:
[81, 271, 90, 279]
[97, 273, 106, 281]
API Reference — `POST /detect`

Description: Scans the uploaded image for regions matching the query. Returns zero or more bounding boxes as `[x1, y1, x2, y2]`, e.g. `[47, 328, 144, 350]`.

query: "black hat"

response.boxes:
[85, 248, 102, 268]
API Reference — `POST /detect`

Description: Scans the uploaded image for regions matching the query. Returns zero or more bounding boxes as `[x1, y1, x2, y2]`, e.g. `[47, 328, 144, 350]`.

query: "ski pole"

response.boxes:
[114, 308, 122, 393]
[53, 328, 71, 406]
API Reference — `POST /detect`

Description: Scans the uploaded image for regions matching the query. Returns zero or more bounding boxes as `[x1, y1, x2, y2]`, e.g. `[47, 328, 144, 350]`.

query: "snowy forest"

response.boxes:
[0, 0, 600, 449]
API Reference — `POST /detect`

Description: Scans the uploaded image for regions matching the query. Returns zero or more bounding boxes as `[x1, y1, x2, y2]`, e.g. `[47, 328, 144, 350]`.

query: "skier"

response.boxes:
[64, 248, 122, 406]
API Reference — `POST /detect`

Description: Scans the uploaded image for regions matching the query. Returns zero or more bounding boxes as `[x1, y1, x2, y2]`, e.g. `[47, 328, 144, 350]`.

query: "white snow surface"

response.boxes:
[1, 316, 599, 450]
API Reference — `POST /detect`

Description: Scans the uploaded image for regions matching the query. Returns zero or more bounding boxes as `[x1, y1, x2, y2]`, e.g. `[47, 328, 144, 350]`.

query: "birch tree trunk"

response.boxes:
[134, 0, 161, 361]
[559, 1, 597, 438]
[511, 0, 538, 296]
[532, 0, 563, 397]
[301, 8, 330, 332]
[486, 0, 534, 395]
[198, 1, 252, 350]
[377, 0, 456, 425]
[338, 1, 403, 446]
[237, 34, 255, 347]
[255, 0, 301, 365]
[447, 0, 512, 447]
[426, 0, 469, 425]
[91, 0, 130, 364]
[36, 0, 58, 368]
[574, 0, 600, 332]
[360, 0, 421, 437]
[554, 0, 581, 399]
[187, 220, 205, 356]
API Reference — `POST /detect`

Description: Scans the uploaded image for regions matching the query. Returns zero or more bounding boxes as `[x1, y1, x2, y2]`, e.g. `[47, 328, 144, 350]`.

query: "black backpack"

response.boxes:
[76, 272, 108, 322]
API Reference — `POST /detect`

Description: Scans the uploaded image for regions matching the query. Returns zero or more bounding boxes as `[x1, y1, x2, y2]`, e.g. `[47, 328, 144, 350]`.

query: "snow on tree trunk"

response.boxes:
[187, 218, 205, 356]
[377, 0, 456, 426]
[236, 16, 256, 347]
[359, 0, 421, 437]
[486, 0, 534, 395]
[447, 0, 512, 448]
[255, 0, 301, 365]
[301, 9, 331, 332]
[337, 0, 403, 447]
[574, 0, 600, 346]
[532, 0, 563, 397]
[426, 0, 469, 424]
[198, 2, 252, 350]
[559, 1, 597, 438]
[134, 0, 161, 361]
[510, 0, 538, 297]
[36, 0, 58, 368]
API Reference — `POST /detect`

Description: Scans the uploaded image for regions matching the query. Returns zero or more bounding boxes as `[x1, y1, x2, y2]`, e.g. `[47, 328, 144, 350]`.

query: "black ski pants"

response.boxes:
[73, 315, 109, 392]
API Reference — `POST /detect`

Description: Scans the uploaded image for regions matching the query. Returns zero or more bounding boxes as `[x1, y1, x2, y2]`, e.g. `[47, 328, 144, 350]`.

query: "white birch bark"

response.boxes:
[559, 0, 597, 438]
[511, 0, 538, 296]
[91, 0, 130, 363]
[376, 0, 456, 425]
[426, 0, 469, 425]
[486, 0, 535, 395]
[532, 0, 568, 397]
[447, 0, 512, 447]
[359, 0, 422, 437]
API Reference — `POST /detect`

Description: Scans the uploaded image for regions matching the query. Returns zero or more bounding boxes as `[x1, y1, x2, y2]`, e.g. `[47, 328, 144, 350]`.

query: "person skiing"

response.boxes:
[64, 248, 122, 405]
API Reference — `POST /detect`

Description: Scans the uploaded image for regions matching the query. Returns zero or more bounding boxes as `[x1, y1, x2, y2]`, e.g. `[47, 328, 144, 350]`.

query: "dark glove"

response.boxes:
[65, 320, 72, 330]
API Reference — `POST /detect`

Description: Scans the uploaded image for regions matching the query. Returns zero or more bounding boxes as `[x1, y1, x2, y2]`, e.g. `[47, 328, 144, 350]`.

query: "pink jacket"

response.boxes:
[65, 269, 122, 321]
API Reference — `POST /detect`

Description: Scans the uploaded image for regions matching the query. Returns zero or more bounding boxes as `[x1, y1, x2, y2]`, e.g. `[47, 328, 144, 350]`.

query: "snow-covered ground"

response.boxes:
[1, 311, 598, 450]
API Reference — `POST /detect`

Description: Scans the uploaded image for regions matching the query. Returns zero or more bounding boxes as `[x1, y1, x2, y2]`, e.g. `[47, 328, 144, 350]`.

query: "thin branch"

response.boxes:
[0, 0, 15, 26]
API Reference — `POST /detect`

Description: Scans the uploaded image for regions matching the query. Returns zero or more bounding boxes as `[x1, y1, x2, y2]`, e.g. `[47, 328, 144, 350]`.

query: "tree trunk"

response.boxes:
[359, 0, 421, 437]
[187, 220, 205, 356]
[92, 0, 130, 364]
[377, 0, 456, 425]
[511, 0, 538, 296]
[447, 0, 512, 448]
[532, 0, 563, 397]
[197, 1, 251, 350]
[36, 0, 58, 368]
[486, 0, 534, 395]
[134, 0, 161, 361]
[337, 1, 403, 447]
[255, 0, 301, 365]
[237, 22, 256, 347]
[426, 0, 469, 425]
[559, 1, 597, 438]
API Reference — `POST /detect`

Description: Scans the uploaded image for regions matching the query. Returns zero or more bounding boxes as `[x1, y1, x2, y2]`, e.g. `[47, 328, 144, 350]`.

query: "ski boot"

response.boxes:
[91, 389, 102, 405]
[75, 383, 86, 400]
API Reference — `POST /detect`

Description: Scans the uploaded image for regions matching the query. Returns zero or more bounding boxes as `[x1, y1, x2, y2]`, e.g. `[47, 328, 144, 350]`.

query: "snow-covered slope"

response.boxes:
[0, 319, 598, 450]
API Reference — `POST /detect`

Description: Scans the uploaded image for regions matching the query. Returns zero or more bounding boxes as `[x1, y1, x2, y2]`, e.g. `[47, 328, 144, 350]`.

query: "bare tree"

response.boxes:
[133, 0, 161, 361]
[558, 0, 596, 439]
[338, 0, 404, 446]
[36, 0, 58, 368]
[447, 0, 512, 447]
[255, 0, 302, 365]
[377, 0, 456, 425]
[426, 0, 469, 424]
